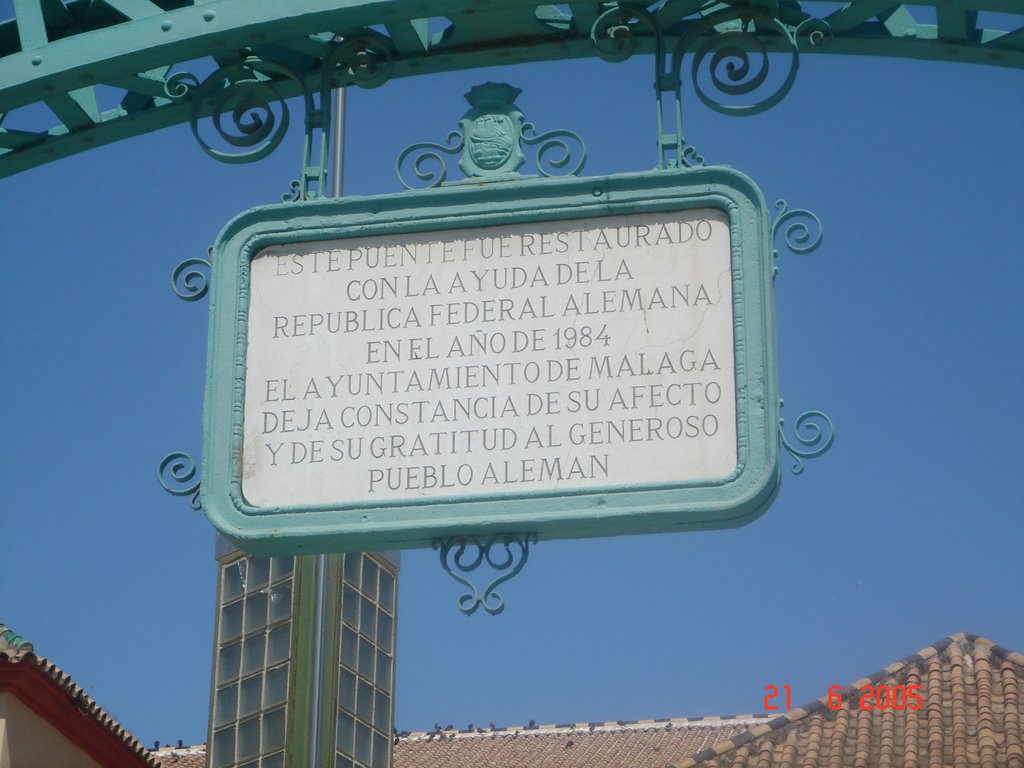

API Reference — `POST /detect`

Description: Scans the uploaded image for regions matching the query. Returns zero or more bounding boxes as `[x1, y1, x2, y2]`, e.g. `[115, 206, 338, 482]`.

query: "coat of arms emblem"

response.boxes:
[458, 83, 525, 178]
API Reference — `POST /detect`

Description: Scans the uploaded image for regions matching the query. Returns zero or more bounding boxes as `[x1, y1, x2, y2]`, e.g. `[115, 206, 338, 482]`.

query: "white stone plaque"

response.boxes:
[242, 209, 737, 507]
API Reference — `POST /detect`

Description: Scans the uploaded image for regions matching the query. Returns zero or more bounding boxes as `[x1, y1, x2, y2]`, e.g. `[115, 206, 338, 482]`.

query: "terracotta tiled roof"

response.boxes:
[149, 718, 764, 768]
[0, 622, 161, 768]
[673, 632, 1024, 768]
[394, 716, 769, 768]
[151, 745, 207, 768]
[151, 632, 1024, 768]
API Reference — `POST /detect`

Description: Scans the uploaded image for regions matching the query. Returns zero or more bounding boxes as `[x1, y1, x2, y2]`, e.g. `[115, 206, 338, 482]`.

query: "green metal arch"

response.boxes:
[1, 0, 1022, 179]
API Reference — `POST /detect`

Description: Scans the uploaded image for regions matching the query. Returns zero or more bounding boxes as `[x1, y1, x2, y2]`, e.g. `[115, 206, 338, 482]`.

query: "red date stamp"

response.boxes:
[764, 684, 924, 711]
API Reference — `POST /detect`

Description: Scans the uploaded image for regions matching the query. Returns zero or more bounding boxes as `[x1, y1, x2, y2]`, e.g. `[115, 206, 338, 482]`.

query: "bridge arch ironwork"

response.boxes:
[1, 0, 1021, 183]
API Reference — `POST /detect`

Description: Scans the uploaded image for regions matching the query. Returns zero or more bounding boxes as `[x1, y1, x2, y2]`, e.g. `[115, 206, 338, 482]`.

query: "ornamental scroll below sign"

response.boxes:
[201, 168, 779, 555]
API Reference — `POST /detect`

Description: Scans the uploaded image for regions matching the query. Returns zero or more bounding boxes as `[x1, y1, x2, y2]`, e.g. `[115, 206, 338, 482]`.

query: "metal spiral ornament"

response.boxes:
[676, 8, 799, 116]
[171, 254, 211, 301]
[521, 123, 586, 177]
[189, 59, 308, 164]
[590, 6, 657, 63]
[680, 144, 706, 168]
[395, 131, 464, 190]
[772, 199, 824, 258]
[158, 452, 202, 510]
[325, 31, 396, 90]
[435, 534, 538, 616]
[796, 18, 834, 49]
[164, 71, 199, 102]
[780, 402, 835, 475]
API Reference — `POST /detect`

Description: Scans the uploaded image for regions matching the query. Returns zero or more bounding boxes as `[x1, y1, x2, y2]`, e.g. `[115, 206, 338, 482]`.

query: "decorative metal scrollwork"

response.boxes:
[676, 8, 799, 117]
[397, 83, 585, 190]
[780, 402, 835, 475]
[590, 5, 657, 63]
[189, 58, 309, 165]
[589, 4, 831, 168]
[171, 251, 212, 302]
[164, 71, 199, 102]
[168, 30, 396, 201]
[434, 534, 538, 616]
[158, 452, 202, 510]
[396, 131, 465, 189]
[772, 199, 824, 276]
[796, 18, 835, 49]
[521, 123, 586, 178]
[324, 31, 396, 90]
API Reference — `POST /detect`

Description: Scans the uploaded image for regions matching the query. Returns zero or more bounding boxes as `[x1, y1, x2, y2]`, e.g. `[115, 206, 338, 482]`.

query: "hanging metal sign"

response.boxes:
[202, 168, 779, 554]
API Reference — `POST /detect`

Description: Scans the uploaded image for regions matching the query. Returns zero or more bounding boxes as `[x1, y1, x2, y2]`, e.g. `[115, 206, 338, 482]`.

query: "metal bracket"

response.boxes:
[158, 452, 202, 510]
[590, 4, 832, 170]
[434, 534, 538, 616]
[396, 82, 585, 190]
[166, 31, 395, 202]
[780, 401, 835, 475]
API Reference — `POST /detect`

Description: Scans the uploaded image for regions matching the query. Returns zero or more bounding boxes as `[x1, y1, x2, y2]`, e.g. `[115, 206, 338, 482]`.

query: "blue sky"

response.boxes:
[1, 38, 1022, 751]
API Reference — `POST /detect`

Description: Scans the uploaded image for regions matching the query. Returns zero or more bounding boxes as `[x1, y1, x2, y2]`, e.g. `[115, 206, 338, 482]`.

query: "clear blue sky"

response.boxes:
[1, 36, 1022, 750]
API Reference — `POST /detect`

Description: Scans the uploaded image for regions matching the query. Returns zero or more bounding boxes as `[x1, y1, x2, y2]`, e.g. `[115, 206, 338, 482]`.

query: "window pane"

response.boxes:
[223, 561, 246, 603]
[378, 613, 393, 654]
[343, 554, 360, 588]
[263, 754, 284, 768]
[336, 757, 354, 768]
[242, 634, 266, 677]
[239, 674, 263, 718]
[248, 558, 270, 591]
[221, 601, 243, 643]
[237, 717, 261, 759]
[376, 650, 392, 691]
[341, 626, 357, 670]
[372, 731, 389, 768]
[214, 683, 238, 727]
[378, 573, 395, 614]
[267, 622, 290, 666]
[265, 664, 288, 708]
[218, 642, 241, 684]
[358, 637, 374, 679]
[271, 556, 294, 582]
[211, 727, 235, 768]
[359, 599, 376, 642]
[357, 680, 373, 723]
[263, 708, 286, 752]
[268, 581, 292, 623]
[245, 591, 269, 634]
[361, 560, 378, 601]
[342, 586, 359, 629]
[336, 712, 355, 754]
[374, 689, 390, 730]
[355, 722, 372, 765]
[338, 668, 356, 712]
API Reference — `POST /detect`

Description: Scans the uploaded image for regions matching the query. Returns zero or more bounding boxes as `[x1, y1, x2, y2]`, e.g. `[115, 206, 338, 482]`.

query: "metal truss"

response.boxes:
[1, 0, 1021, 180]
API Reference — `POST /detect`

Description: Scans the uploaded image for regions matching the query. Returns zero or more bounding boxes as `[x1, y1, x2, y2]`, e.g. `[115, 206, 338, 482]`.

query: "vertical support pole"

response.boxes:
[331, 88, 347, 198]
[308, 85, 347, 768]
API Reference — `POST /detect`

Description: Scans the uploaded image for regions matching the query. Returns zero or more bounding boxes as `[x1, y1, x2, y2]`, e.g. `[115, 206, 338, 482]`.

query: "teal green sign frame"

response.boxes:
[202, 166, 779, 555]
